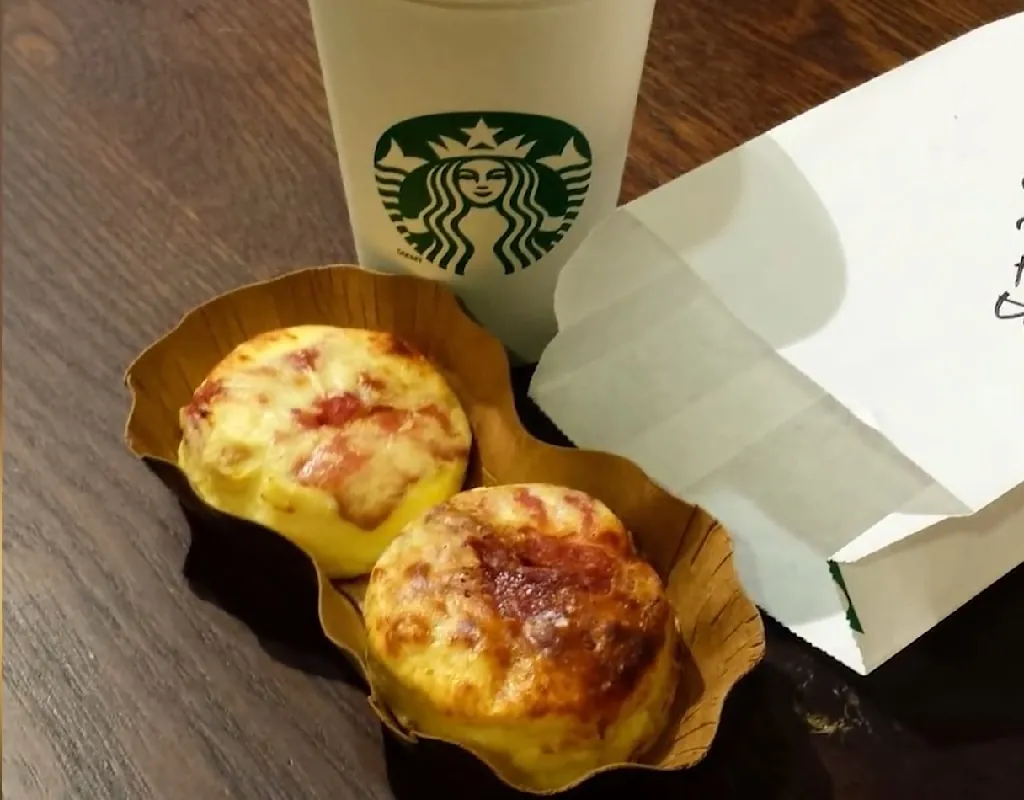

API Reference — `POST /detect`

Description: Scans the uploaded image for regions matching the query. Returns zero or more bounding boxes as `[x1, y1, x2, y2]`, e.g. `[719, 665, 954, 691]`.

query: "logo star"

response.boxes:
[462, 118, 502, 149]
[376, 139, 427, 173]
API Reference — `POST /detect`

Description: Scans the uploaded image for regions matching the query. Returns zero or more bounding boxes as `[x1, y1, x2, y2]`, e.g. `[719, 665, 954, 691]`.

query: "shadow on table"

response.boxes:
[175, 487, 835, 800]
[858, 564, 1024, 745]
[179, 503, 366, 688]
[383, 665, 834, 800]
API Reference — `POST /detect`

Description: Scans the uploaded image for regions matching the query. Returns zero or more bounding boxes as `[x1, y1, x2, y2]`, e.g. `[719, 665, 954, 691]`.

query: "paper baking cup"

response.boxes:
[124, 264, 765, 794]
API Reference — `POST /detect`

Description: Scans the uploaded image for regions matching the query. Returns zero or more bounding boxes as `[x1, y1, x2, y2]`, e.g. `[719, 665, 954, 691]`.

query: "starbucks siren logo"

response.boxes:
[373, 112, 593, 276]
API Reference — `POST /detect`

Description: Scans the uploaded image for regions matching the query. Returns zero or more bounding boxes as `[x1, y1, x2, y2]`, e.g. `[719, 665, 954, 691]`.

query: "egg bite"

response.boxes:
[177, 325, 472, 578]
[363, 483, 680, 791]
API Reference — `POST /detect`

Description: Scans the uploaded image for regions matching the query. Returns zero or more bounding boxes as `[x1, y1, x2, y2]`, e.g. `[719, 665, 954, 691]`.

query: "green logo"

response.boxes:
[373, 112, 592, 276]
[828, 560, 864, 634]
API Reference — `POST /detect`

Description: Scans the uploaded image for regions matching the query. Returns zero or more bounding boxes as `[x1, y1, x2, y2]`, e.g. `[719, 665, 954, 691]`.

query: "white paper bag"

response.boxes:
[529, 13, 1024, 674]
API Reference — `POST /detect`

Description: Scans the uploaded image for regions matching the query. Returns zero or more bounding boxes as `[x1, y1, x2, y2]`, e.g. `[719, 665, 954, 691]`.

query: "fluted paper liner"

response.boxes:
[124, 265, 765, 794]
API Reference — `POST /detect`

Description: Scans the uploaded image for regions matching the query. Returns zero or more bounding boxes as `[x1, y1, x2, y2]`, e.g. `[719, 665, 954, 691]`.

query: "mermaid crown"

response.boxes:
[376, 118, 591, 174]
[429, 134, 591, 173]
[428, 134, 536, 160]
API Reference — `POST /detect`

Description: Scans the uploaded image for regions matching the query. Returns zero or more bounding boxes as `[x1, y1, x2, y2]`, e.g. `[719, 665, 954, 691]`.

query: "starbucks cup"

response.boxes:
[308, 0, 657, 362]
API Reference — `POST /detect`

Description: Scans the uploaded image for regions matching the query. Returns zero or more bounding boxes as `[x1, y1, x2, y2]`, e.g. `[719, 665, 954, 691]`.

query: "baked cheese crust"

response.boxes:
[364, 483, 679, 790]
[177, 325, 472, 577]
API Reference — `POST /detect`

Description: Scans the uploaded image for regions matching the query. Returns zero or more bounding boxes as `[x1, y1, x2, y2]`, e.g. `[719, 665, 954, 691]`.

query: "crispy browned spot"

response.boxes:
[248, 364, 278, 377]
[339, 480, 418, 529]
[427, 440, 471, 464]
[513, 486, 549, 528]
[286, 347, 320, 371]
[438, 504, 670, 722]
[416, 403, 456, 436]
[219, 444, 253, 467]
[360, 372, 387, 392]
[382, 613, 431, 657]
[405, 561, 431, 581]
[565, 490, 597, 537]
[451, 616, 480, 647]
[290, 431, 410, 529]
[414, 408, 470, 462]
[293, 433, 370, 491]
[595, 528, 625, 552]
[373, 407, 409, 434]
[469, 533, 615, 619]
[183, 378, 224, 422]
[254, 329, 299, 348]
[452, 680, 485, 709]
[292, 393, 367, 428]
[405, 561, 431, 579]
[292, 394, 418, 435]
[381, 333, 423, 360]
[293, 393, 464, 458]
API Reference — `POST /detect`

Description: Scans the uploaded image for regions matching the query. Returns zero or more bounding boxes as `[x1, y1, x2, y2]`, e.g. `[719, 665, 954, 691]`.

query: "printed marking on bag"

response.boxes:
[828, 560, 864, 634]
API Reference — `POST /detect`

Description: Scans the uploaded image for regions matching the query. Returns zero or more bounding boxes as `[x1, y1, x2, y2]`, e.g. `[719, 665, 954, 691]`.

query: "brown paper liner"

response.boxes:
[124, 264, 765, 794]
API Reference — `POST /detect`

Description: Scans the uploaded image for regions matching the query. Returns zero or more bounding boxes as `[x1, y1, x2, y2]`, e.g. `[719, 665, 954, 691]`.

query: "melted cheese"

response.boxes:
[364, 484, 679, 791]
[178, 325, 472, 578]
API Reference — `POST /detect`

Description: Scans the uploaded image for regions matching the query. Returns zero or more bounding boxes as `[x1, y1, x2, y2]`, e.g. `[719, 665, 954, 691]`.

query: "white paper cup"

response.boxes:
[308, 0, 657, 361]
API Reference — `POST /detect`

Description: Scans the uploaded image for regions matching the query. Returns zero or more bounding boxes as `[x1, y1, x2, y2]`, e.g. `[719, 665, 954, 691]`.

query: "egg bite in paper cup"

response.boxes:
[124, 264, 765, 794]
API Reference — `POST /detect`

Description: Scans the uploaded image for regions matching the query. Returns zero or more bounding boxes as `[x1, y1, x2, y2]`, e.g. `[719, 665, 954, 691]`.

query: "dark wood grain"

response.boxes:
[3, 1, 1022, 798]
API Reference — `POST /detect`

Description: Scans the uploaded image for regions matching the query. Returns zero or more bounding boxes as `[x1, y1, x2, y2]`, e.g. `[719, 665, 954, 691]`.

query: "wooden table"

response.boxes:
[4, 1, 1023, 797]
